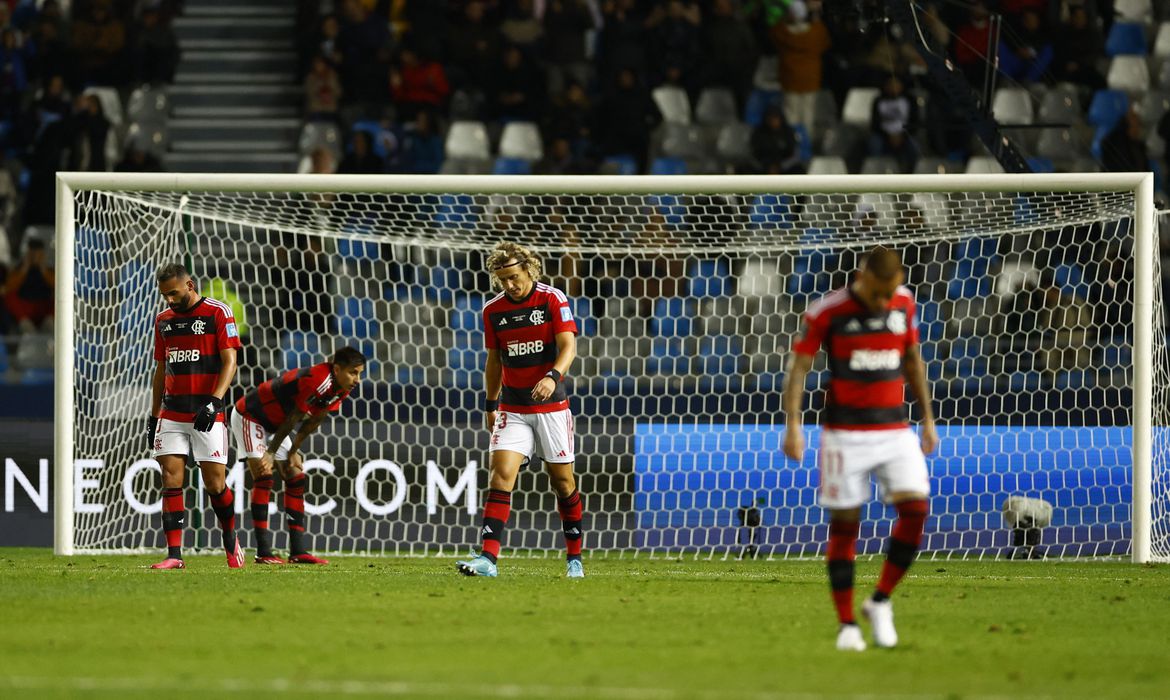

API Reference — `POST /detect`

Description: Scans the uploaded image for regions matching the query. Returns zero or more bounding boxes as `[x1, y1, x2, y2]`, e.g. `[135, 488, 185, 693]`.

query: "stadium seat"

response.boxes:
[336, 238, 380, 260]
[841, 87, 880, 128]
[660, 123, 706, 159]
[1115, 0, 1153, 25]
[743, 89, 781, 127]
[336, 297, 377, 338]
[793, 124, 812, 163]
[687, 259, 732, 297]
[126, 122, 168, 156]
[1138, 90, 1170, 126]
[965, 157, 1005, 174]
[646, 193, 688, 224]
[281, 330, 323, 369]
[600, 154, 638, 175]
[1053, 264, 1090, 300]
[1106, 22, 1148, 56]
[1155, 22, 1170, 58]
[650, 157, 688, 175]
[651, 297, 695, 337]
[1036, 128, 1082, 162]
[1026, 157, 1055, 173]
[1038, 85, 1082, 125]
[20, 367, 54, 384]
[299, 122, 341, 157]
[861, 156, 900, 174]
[498, 121, 543, 161]
[451, 294, 485, 332]
[752, 54, 780, 91]
[715, 122, 753, 168]
[652, 85, 692, 125]
[807, 155, 848, 175]
[434, 193, 478, 229]
[992, 88, 1034, 125]
[444, 121, 490, 160]
[645, 337, 692, 376]
[424, 264, 463, 304]
[1107, 55, 1151, 94]
[787, 242, 837, 300]
[695, 87, 738, 125]
[747, 194, 796, 229]
[813, 89, 839, 133]
[819, 124, 862, 157]
[697, 334, 745, 376]
[492, 157, 531, 174]
[1087, 90, 1130, 130]
[947, 237, 997, 299]
[565, 297, 597, 336]
[126, 86, 169, 125]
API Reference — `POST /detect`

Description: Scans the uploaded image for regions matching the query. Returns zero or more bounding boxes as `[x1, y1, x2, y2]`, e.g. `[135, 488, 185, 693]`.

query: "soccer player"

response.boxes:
[456, 242, 583, 578]
[231, 347, 366, 565]
[781, 246, 938, 651]
[148, 264, 243, 570]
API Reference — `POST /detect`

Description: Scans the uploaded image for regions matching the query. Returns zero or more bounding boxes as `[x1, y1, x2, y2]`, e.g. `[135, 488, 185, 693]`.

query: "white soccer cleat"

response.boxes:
[862, 598, 898, 648]
[836, 623, 867, 652]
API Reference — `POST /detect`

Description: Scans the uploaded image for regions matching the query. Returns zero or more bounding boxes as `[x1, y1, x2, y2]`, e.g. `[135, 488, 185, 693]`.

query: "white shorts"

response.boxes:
[817, 428, 930, 509]
[489, 409, 575, 463]
[230, 408, 292, 461]
[152, 417, 230, 465]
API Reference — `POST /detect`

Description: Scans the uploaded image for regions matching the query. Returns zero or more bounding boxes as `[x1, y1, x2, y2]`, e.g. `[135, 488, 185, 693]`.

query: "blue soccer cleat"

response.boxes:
[566, 559, 585, 578]
[456, 554, 498, 577]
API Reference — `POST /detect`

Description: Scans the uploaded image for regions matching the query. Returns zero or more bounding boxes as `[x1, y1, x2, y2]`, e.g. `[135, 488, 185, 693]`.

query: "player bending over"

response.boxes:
[148, 264, 243, 570]
[782, 246, 939, 651]
[231, 347, 366, 564]
[457, 242, 584, 578]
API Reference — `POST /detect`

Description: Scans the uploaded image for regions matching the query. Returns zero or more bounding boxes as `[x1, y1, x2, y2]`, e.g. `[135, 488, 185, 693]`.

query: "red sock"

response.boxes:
[480, 489, 511, 562]
[162, 487, 184, 558]
[876, 500, 929, 598]
[557, 490, 583, 560]
[827, 519, 860, 625]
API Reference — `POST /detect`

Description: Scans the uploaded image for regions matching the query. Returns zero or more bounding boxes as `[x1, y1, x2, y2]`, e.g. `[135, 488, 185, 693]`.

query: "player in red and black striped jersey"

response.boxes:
[231, 347, 366, 564]
[147, 264, 243, 570]
[782, 246, 939, 651]
[456, 242, 584, 578]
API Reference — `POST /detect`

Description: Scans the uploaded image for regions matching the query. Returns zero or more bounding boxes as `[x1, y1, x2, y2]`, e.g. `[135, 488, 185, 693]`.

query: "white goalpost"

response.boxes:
[54, 172, 1164, 563]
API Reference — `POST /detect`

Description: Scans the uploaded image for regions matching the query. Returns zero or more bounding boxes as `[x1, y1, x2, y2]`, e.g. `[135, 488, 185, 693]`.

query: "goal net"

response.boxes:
[54, 173, 1166, 562]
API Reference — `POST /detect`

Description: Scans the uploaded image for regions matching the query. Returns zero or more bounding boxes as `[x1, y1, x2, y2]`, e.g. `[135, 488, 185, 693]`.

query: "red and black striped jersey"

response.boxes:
[483, 283, 578, 414]
[153, 297, 242, 423]
[792, 285, 919, 430]
[235, 363, 351, 431]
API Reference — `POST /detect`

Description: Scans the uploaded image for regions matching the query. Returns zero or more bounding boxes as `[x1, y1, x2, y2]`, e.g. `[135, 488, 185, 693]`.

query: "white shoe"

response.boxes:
[836, 623, 867, 651]
[862, 598, 898, 648]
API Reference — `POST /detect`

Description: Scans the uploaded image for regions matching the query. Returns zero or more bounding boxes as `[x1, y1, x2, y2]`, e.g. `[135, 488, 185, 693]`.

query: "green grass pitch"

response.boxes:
[0, 548, 1166, 699]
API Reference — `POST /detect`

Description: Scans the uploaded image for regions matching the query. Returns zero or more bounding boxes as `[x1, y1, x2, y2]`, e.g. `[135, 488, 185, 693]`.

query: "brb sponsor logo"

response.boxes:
[167, 349, 201, 363]
[506, 339, 544, 357]
[848, 349, 901, 371]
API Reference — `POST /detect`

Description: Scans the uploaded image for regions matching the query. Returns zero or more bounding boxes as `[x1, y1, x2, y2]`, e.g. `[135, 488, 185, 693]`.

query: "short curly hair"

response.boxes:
[485, 241, 542, 291]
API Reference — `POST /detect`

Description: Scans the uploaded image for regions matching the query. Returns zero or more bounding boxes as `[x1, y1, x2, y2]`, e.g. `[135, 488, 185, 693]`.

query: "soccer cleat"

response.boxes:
[836, 623, 867, 652]
[150, 557, 185, 570]
[566, 559, 585, 578]
[862, 598, 898, 648]
[455, 554, 498, 577]
[288, 553, 329, 565]
[253, 555, 285, 565]
[226, 540, 245, 569]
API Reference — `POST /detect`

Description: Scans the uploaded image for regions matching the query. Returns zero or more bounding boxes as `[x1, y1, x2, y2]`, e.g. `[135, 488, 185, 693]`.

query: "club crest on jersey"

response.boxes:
[887, 310, 907, 334]
[529, 309, 545, 325]
[191, 320, 207, 335]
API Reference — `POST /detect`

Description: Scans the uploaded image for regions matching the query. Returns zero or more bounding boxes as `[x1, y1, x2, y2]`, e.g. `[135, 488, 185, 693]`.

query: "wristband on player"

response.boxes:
[545, 369, 562, 383]
[485, 399, 499, 412]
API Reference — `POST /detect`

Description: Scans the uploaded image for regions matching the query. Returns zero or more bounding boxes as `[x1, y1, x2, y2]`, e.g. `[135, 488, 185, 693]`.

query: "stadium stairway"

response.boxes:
[167, 0, 301, 173]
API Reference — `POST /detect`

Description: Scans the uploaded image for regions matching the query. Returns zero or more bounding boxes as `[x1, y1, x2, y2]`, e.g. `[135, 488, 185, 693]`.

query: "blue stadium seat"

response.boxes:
[916, 299, 943, 342]
[687, 259, 731, 297]
[651, 297, 695, 337]
[1106, 22, 1148, 56]
[646, 194, 687, 225]
[947, 237, 997, 299]
[336, 297, 378, 338]
[565, 297, 598, 336]
[744, 89, 782, 127]
[1053, 264, 1090, 300]
[434, 194, 478, 229]
[1026, 157, 1055, 173]
[74, 227, 114, 299]
[793, 124, 813, 163]
[1087, 90, 1129, 131]
[697, 334, 744, 375]
[787, 235, 838, 300]
[452, 293, 485, 331]
[281, 330, 322, 369]
[425, 264, 463, 304]
[20, 367, 54, 384]
[351, 119, 392, 159]
[650, 157, 688, 175]
[492, 157, 531, 175]
[602, 154, 638, 175]
[336, 238, 381, 260]
[646, 337, 691, 375]
[448, 330, 486, 389]
[747, 194, 797, 229]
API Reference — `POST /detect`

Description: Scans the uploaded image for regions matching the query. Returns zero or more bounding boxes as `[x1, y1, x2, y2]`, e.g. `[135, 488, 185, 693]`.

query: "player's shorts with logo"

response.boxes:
[489, 409, 575, 463]
[152, 417, 230, 464]
[230, 408, 292, 461]
[817, 428, 929, 509]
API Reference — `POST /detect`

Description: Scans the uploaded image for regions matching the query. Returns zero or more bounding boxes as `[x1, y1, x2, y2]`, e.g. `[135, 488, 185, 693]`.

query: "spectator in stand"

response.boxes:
[69, 0, 126, 87]
[1102, 108, 1148, 173]
[998, 9, 1052, 85]
[314, 14, 343, 70]
[500, 0, 543, 51]
[115, 141, 163, 172]
[770, 0, 830, 141]
[702, 0, 757, 108]
[541, 0, 598, 97]
[543, 80, 593, 159]
[535, 136, 595, 174]
[1052, 5, 1104, 91]
[305, 53, 342, 121]
[337, 0, 393, 110]
[338, 130, 385, 174]
[28, 9, 68, 83]
[751, 102, 803, 174]
[389, 44, 449, 122]
[493, 43, 544, 121]
[596, 0, 646, 87]
[130, 4, 179, 85]
[646, 0, 701, 92]
[869, 74, 918, 172]
[400, 108, 443, 174]
[391, 0, 447, 61]
[68, 93, 110, 172]
[954, 1, 991, 85]
[0, 28, 28, 121]
[5, 236, 54, 333]
[596, 66, 658, 170]
[447, 0, 502, 92]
